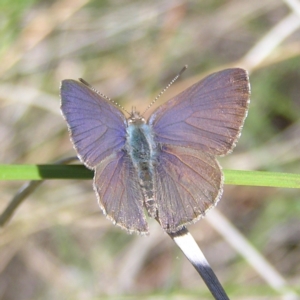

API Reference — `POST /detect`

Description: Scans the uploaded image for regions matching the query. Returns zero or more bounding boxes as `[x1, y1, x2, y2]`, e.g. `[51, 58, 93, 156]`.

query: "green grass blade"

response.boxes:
[0, 164, 93, 180]
[224, 170, 300, 188]
[0, 165, 299, 188]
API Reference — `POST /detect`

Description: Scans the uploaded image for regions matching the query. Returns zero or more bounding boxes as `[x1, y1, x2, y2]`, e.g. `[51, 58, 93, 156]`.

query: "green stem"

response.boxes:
[0, 164, 299, 188]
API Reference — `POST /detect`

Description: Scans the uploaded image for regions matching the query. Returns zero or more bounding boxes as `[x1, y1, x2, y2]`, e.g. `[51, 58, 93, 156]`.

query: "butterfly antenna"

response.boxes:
[142, 65, 188, 116]
[79, 78, 131, 115]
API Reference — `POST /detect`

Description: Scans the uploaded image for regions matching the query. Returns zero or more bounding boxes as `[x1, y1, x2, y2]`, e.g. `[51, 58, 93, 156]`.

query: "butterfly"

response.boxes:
[60, 68, 250, 235]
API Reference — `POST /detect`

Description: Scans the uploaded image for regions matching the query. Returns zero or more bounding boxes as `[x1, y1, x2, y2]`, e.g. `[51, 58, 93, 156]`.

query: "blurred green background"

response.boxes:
[0, 0, 300, 299]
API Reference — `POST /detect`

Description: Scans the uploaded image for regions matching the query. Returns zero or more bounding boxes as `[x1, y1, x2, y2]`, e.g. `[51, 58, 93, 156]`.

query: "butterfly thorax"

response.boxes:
[126, 115, 158, 218]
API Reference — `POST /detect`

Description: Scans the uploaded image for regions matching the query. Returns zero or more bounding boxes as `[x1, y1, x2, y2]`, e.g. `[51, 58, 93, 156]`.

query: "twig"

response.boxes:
[0, 156, 78, 227]
[206, 210, 299, 300]
[283, 0, 300, 16]
[169, 227, 230, 300]
[0, 0, 89, 77]
[241, 12, 300, 71]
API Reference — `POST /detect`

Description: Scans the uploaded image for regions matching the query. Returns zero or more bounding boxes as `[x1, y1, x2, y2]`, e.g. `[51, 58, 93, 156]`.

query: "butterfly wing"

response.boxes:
[61, 80, 147, 233]
[94, 150, 148, 234]
[155, 145, 222, 233]
[149, 68, 250, 156]
[60, 80, 127, 168]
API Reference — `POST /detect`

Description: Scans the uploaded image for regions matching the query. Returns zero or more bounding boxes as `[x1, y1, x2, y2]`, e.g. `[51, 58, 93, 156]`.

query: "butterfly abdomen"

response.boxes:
[126, 122, 158, 218]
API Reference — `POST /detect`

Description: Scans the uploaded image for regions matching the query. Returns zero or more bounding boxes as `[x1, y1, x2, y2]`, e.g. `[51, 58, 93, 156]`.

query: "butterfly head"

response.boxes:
[127, 107, 145, 125]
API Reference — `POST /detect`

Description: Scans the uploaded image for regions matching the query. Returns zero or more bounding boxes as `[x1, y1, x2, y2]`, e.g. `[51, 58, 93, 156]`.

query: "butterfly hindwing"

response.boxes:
[60, 80, 127, 168]
[149, 68, 250, 156]
[94, 150, 148, 234]
[154, 144, 223, 233]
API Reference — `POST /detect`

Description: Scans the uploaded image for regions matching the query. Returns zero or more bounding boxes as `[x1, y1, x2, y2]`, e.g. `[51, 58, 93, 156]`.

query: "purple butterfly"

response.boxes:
[60, 68, 250, 235]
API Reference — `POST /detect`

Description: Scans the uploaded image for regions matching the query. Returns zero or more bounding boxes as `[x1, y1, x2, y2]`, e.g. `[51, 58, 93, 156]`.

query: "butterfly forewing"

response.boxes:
[149, 68, 250, 156]
[94, 150, 148, 234]
[60, 80, 127, 168]
[155, 145, 223, 232]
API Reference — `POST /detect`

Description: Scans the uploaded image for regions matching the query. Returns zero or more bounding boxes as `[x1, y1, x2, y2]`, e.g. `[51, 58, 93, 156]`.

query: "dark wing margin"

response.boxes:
[155, 145, 223, 233]
[60, 80, 127, 168]
[94, 150, 149, 234]
[149, 68, 250, 156]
